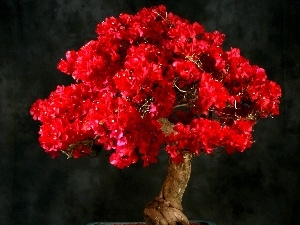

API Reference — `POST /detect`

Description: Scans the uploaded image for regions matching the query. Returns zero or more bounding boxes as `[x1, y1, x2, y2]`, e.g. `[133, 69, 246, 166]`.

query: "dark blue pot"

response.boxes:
[87, 221, 217, 225]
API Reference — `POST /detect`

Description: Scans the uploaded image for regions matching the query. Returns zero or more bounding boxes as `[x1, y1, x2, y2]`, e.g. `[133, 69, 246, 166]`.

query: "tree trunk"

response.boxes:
[144, 152, 193, 225]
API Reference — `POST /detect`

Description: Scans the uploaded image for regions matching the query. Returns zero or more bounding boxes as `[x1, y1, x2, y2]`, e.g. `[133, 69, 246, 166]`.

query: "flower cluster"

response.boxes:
[31, 5, 281, 168]
[166, 119, 255, 163]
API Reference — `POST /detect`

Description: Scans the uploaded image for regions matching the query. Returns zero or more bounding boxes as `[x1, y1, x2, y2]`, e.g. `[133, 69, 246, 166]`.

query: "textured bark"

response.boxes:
[144, 152, 193, 225]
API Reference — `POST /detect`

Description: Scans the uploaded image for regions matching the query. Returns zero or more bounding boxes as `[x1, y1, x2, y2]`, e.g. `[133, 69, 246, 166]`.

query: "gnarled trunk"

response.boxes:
[144, 152, 193, 225]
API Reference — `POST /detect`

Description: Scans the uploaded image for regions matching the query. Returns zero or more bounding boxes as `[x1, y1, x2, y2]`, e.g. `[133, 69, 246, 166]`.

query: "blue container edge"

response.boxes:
[87, 220, 217, 225]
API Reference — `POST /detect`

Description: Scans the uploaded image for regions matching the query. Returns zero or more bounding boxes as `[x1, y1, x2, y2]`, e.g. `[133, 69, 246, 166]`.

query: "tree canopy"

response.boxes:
[30, 5, 281, 168]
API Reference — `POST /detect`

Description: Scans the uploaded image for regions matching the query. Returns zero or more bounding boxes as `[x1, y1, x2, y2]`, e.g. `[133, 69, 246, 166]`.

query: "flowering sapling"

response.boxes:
[31, 5, 281, 225]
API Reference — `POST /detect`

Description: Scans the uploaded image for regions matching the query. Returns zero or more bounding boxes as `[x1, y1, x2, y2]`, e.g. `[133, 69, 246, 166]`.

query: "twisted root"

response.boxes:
[144, 196, 189, 225]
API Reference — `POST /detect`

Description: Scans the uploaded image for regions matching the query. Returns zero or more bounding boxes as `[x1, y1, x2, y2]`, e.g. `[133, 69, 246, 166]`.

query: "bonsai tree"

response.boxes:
[30, 5, 281, 225]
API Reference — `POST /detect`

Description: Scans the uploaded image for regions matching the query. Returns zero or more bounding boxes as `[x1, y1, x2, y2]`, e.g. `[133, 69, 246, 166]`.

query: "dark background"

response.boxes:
[1, 0, 299, 224]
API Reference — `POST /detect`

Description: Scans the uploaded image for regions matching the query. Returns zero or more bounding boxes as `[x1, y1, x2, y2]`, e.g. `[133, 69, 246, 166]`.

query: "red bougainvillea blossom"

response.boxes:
[30, 5, 281, 168]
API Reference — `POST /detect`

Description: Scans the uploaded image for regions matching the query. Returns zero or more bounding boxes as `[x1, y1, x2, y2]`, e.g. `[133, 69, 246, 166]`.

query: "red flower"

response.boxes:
[31, 5, 281, 168]
[57, 50, 77, 75]
[196, 73, 229, 114]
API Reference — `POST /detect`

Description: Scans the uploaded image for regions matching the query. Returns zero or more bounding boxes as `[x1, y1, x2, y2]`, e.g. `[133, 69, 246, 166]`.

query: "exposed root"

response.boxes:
[144, 197, 189, 225]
